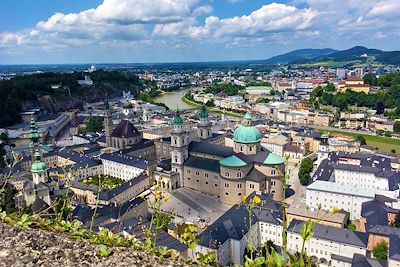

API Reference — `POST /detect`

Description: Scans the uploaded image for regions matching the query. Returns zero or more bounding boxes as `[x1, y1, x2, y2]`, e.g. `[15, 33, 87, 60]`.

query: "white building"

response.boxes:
[100, 152, 156, 181]
[306, 181, 375, 220]
[287, 220, 369, 266]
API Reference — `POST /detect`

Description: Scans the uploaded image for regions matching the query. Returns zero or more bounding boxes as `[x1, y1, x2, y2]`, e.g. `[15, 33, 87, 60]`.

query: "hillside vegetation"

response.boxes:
[0, 70, 143, 127]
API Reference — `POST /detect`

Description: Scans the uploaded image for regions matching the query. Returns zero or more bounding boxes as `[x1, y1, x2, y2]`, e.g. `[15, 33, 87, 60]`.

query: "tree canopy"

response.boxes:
[298, 157, 313, 185]
[85, 116, 104, 133]
[373, 241, 388, 260]
[205, 83, 243, 96]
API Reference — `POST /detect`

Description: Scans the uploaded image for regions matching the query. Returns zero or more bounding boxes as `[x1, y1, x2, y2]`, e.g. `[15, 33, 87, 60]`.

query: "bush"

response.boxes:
[373, 240, 388, 260]
[347, 224, 356, 232]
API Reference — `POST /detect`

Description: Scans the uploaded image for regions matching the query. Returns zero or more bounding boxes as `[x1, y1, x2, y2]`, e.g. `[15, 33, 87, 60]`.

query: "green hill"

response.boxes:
[0, 70, 143, 127]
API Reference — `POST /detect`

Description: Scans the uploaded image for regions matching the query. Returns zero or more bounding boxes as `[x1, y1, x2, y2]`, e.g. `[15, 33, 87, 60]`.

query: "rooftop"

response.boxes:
[306, 180, 375, 198]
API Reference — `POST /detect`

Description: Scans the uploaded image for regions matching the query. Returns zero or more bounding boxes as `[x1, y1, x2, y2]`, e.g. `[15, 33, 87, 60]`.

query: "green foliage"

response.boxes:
[270, 89, 276, 96]
[363, 74, 378, 86]
[394, 121, 400, 133]
[355, 135, 367, 145]
[347, 223, 356, 232]
[319, 73, 400, 112]
[256, 97, 269, 104]
[298, 157, 313, 185]
[373, 240, 388, 260]
[197, 252, 219, 266]
[85, 116, 104, 133]
[205, 83, 243, 96]
[246, 82, 272, 87]
[181, 225, 200, 250]
[205, 100, 215, 107]
[98, 246, 113, 257]
[0, 70, 143, 127]
[82, 175, 123, 190]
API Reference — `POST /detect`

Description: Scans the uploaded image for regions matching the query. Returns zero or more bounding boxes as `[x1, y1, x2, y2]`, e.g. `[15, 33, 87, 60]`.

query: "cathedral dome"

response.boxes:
[233, 114, 262, 144]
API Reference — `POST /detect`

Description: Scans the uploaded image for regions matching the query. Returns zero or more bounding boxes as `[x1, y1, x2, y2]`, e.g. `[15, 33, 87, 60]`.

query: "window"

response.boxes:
[271, 169, 276, 175]
[237, 184, 242, 189]
[250, 184, 255, 189]
[225, 183, 230, 188]
[195, 171, 200, 175]
[224, 172, 230, 177]
[225, 192, 229, 195]
[215, 184, 218, 187]
[196, 179, 200, 183]
[205, 173, 209, 178]
[187, 170, 190, 174]
[237, 172, 242, 178]
[205, 181, 208, 185]
[187, 177, 191, 180]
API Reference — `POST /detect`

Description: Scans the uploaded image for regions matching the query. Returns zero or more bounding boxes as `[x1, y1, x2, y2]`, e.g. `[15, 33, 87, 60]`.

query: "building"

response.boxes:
[338, 76, 370, 93]
[306, 180, 375, 220]
[100, 152, 156, 181]
[287, 220, 369, 266]
[164, 107, 286, 205]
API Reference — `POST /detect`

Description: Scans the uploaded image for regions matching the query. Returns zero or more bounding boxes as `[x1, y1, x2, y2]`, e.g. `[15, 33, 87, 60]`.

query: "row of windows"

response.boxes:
[187, 177, 218, 187]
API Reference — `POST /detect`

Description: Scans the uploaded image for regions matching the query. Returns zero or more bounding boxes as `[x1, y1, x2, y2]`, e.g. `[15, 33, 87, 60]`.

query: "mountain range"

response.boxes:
[263, 46, 400, 65]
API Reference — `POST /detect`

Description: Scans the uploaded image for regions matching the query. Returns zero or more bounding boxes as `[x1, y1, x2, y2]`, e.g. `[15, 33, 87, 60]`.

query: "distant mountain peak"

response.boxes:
[262, 48, 337, 65]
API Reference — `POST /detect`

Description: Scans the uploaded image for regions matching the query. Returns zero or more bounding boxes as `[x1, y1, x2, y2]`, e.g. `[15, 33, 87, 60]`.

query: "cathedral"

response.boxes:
[159, 104, 286, 205]
[104, 98, 143, 150]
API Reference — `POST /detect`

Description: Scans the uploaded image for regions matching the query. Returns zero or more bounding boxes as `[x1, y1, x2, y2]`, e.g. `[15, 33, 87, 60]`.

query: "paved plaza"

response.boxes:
[160, 188, 232, 225]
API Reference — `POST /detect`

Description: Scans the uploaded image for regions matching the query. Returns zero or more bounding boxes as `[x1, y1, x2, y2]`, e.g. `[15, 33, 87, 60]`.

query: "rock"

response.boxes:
[0, 223, 193, 267]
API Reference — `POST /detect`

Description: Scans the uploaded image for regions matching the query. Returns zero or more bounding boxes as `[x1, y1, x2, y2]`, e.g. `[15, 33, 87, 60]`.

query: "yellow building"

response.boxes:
[338, 76, 370, 93]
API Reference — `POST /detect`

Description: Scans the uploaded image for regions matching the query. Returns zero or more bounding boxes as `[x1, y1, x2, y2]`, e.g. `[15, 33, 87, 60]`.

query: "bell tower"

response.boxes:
[104, 95, 113, 147]
[197, 104, 212, 140]
[170, 108, 189, 187]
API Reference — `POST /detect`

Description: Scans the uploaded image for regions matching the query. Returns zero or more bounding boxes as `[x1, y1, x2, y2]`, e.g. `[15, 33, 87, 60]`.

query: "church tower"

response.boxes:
[27, 150, 51, 206]
[29, 118, 41, 163]
[170, 108, 189, 187]
[104, 95, 113, 147]
[197, 104, 212, 140]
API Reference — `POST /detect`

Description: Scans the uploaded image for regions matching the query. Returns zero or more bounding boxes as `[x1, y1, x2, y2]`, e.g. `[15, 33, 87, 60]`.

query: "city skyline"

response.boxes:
[1, 0, 399, 64]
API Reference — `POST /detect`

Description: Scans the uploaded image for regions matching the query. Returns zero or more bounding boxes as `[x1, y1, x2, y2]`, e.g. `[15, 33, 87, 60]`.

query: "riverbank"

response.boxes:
[181, 96, 244, 118]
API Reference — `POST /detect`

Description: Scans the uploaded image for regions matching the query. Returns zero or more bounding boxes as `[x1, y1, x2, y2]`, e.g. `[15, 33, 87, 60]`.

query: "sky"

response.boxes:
[0, 0, 399, 64]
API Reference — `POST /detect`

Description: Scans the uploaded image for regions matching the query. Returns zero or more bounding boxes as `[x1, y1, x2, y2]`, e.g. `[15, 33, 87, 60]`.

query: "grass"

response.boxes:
[326, 129, 400, 154]
[298, 61, 347, 68]
[181, 96, 244, 118]
[82, 175, 124, 190]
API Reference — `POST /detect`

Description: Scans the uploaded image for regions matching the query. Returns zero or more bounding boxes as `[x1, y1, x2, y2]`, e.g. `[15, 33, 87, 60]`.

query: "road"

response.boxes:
[285, 162, 306, 206]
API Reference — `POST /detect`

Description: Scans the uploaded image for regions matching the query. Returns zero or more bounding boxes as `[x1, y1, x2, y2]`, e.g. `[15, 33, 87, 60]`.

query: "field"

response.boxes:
[327, 129, 400, 154]
[298, 61, 347, 68]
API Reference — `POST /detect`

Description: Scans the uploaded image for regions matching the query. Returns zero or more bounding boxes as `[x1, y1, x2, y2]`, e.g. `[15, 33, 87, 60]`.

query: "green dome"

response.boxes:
[220, 155, 247, 167]
[263, 153, 285, 165]
[199, 105, 209, 119]
[173, 109, 184, 125]
[233, 126, 262, 144]
[31, 161, 47, 173]
[31, 151, 47, 173]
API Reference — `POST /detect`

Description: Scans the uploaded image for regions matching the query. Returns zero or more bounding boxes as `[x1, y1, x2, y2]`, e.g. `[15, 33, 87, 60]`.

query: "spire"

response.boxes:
[199, 104, 209, 119]
[173, 108, 184, 125]
[29, 118, 40, 148]
[104, 93, 110, 111]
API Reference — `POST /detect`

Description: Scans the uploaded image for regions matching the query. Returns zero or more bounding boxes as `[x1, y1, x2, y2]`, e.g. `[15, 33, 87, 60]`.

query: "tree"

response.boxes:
[394, 121, 400, 133]
[298, 157, 313, 186]
[270, 89, 276, 96]
[256, 97, 269, 104]
[313, 101, 320, 110]
[325, 83, 336, 92]
[363, 74, 378, 86]
[355, 135, 367, 145]
[376, 101, 385, 114]
[205, 100, 215, 107]
[373, 241, 388, 260]
[391, 149, 396, 154]
[85, 116, 104, 133]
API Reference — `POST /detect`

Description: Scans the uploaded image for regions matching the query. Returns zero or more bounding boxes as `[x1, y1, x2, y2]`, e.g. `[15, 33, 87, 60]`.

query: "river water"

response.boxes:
[156, 88, 192, 110]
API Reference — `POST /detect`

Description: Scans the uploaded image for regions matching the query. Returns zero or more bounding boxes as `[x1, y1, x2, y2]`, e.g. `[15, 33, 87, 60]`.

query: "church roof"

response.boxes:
[173, 109, 184, 125]
[233, 114, 262, 144]
[111, 119, 141, 138]
[31, 197, 51, 214]
[199, 104, 209, 119]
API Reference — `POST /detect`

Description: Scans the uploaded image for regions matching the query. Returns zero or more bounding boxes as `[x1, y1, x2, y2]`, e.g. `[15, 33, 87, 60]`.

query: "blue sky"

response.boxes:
[1, 0, 399, 64]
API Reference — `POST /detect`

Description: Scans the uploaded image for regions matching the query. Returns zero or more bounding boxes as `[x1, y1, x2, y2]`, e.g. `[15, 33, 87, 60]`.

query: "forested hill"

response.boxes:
[0, 70, 143, 127]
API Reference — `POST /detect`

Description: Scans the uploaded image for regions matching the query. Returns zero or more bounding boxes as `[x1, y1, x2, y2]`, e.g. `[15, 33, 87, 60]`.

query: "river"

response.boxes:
[156, 88, 192, 110]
